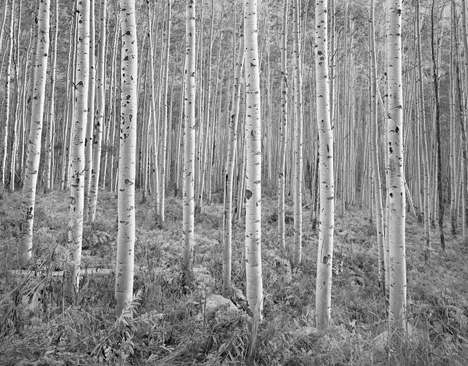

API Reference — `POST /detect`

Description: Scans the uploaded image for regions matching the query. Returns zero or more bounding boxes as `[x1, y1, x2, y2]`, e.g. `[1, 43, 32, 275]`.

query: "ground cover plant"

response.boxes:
[1, 190, 468, 365]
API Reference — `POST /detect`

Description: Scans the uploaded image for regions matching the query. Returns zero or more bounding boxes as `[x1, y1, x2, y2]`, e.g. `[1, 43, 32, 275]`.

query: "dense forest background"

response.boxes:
[1, 0, 468, 365]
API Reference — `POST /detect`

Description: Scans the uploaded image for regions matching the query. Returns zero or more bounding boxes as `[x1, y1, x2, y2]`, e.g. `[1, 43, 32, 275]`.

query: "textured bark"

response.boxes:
[66, 0, 90, 295]
[292, 0, 303, 268]
[115, 0, 138, 317]
[83, 0, 96, 221]
[44, 0, 58, 194]
[223, 22, 244, 297]
[1, 0, 15, 194]
[183, 0, 196, 276]
[278, 0, 289, 251]
[315, 0, 335, 330]
[89, 0, 107, 223]
[369, 0, 385, 293]
[387, 0, 407, 335]
[19, 0, 50, 266]
[244, 0, 263, 320]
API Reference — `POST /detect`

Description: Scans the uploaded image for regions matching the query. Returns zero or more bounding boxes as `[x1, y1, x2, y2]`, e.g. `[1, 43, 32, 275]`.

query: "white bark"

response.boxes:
[115, 0, 138, 316]
[244, 0, 263, 319]
[387, 0, 407, 335]
[315, 0, 335, 330]
[183, 0, 196, 275]
[19, 0, 50, 266]
[89, 0, 107, 223]
[67, 0, 90, 294]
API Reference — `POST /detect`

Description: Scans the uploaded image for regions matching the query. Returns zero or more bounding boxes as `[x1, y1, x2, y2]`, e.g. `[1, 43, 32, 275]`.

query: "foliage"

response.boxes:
[1, 190, 468, 365]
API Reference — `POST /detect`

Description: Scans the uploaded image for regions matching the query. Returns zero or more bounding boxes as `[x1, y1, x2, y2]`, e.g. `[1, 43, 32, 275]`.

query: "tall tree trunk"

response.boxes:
[292, 0, 303, 268]
[44, 0, 58, 194]
[278, 0, 289, 251]
[244, 0, 263, 321]
[115, 0, 138, 316]
[431, 0, 445, 251]
[1, 0, 14, 195]
[66, 0, 90, 296]
[183, 0, 196, 277]
[89, 0, 107, 223]
[387, 0, 407, 336]
[84, 0, 96, 221]
[369, 0, 386, 293]
[19, 0, 50, 266]
[315, 0, 335, 330]
[222, 15, 244, 297]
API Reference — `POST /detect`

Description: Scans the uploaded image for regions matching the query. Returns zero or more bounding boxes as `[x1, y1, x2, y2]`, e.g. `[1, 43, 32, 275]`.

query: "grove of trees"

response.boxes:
[1, 0, 468, 364]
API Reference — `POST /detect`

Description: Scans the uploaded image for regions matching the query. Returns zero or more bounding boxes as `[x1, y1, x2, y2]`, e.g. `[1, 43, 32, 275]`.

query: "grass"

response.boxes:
[1, 189, 468, 365]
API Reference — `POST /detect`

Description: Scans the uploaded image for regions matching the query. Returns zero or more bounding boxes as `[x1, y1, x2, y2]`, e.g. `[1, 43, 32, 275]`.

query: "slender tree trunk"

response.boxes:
[387, 0, 407, 336]
[66, 0, 90, 296]
[83, 0, 96, 221]
[278, 0, 289, 251]
[1, 0, 15, 195]
[115, 0, 137, 316]
[431, 0, 445, 251]
[89, 0, 107, 223]
[315, 0, 335, 331]
[223, 20, 244, 297]
[244, 0, 263, 321]
[19, 0, 50, 266]
[183, 0, 196, 277]
[292, 0, 303, 268]
[44, 0, 58, 194]
[369, 0, 386, 293]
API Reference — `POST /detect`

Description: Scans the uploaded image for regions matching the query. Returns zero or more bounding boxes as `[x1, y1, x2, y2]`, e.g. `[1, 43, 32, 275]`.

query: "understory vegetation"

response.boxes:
[1, 190, 468, 365]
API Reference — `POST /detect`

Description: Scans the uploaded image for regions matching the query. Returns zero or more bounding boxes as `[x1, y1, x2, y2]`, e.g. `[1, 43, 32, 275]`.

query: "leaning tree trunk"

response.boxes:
[387, 0, 407, 336]
[19, 0, 50, 266]
[315, 0, 335, 331]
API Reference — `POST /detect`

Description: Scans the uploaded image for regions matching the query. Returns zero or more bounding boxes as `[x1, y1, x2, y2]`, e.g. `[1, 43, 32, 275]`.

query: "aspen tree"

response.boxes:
[223, 19, 244, 297]
[159, 0, 172, 224]
[315, 0, 334, 330]
[431, 0, 445, 250]
[10, 0, 22, 193]
[278, 0, 289, 251]
[1, 0, 15, 195]
[19, 0, 50, 266]
[244, 0, 263, 320]
[462, 0, 468, 238]
[415, 0, 431, 256]
[67, 0, 90, 294]
[44, 0, 58, 193]
[369, 0, 385, 292]
[290, 0, 304, 268]
[183, 0, 196, 276]
[115, 0, 138, 316]
[84, 0, 96, 221]
[387, 0, 407, 335]
[89, 0, 107, 223]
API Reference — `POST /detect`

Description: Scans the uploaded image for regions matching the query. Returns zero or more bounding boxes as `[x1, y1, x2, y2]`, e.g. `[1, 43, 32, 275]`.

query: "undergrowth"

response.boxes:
[1, 190, 468, 365]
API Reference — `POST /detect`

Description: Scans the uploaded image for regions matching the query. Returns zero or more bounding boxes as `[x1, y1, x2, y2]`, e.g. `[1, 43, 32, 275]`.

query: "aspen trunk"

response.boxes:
[244, 0, 263, 320]
[89, 0, 107, 223]
[115, 0, 138, 316]
[183, 0, 196, 276]
[19, 0, 50, 266]
[387, 0, 407, 335]
[66, 0, 90, 295]
[315, 0, 335, 330]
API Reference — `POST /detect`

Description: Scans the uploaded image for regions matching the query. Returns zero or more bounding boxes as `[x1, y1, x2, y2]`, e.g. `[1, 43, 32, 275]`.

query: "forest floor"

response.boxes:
[1, 190, 468, 365]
